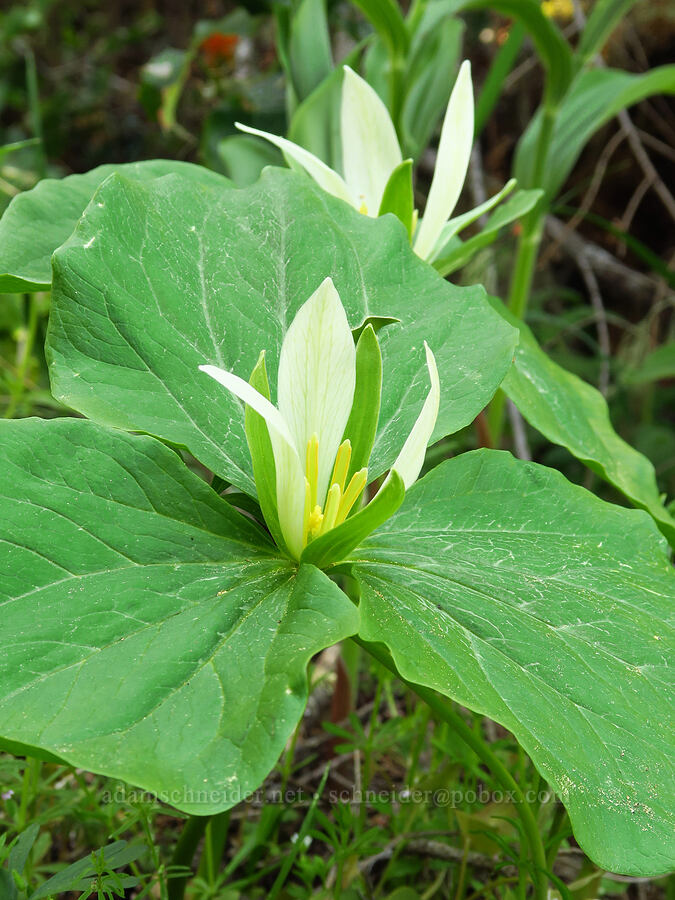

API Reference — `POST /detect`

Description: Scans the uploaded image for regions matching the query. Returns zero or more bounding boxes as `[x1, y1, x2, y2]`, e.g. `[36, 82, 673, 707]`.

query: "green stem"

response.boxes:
[354, 638, 550, 900]
[388, 51, 406, 138]
[491, 100, 559, 446]
[453, 839, 471, 900]
[24, 46, 46, 179]
[167, 815, 209, 900]
[545, 803, 569, 869]
[5, 294, 39, 419]
[268, 766, 329, 900]
[17, 757, 41, 833]
[197, 811, 230, 884]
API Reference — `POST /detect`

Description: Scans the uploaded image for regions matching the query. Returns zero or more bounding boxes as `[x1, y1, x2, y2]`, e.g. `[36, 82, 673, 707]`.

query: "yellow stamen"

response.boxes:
[358, 201, 368, 215]
[329, 440, 352, 494]
[319, 483, 341, 536]
[308, 504, 324, 538]
[335, 468, 367, 524]
[302, 477, 311, 547]
[306, 434, 319, 509]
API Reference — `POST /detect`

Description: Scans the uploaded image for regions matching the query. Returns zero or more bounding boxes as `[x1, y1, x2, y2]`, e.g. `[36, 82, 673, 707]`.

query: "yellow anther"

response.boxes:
[308, 504, 324, 538]
[329, 440, 352, 494]
[302, 477, 312, 547]
[335, 468, 367, 525]
[305, 433, 319, 509]
[358, 201, 368, 215]
[319, 483, 341, 536]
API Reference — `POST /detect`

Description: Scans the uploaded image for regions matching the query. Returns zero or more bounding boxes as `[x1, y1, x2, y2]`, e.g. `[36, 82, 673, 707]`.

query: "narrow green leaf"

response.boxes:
[475, 22, 525, 136]
[490, 296, 675, 545]
[378, 159, 415, 239]
[459, 0, 572, 102]
[0, 160, 231, 293]
[515, 65, 675, 196]
[29, 842, 145, 899]
[400, 17, 463, 158]
[289, 0, 333, 102]
[350, 0, 410, 56]
[288, 44, 366, 169]
[434, 188, 543, 276]
[430, 177, 517, 260]
[301, 470, 404, 568]
[245, 351, 289, 556]
[0, 418, 359, 813]
[354, 451, 675, 875]
[342, 325, 383, 486]
[47, 168, 517, 496]
[0, 873, 15, 900]
[217, 134, 282, 186]
[622, 343, 675, 386]
[576, 0, 642, 67]
[0, 138, 40, 163]
[9, 825, 39, 877]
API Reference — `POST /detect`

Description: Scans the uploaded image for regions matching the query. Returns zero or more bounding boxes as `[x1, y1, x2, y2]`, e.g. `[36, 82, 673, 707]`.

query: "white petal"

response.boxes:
[341, 66, 402, 216]
[277, 277, 356, 507]
[235, 122, 355, 207]
[199, 364, 306, 558]
[390, 342, 440, 489]
[413, 61, 474, 260]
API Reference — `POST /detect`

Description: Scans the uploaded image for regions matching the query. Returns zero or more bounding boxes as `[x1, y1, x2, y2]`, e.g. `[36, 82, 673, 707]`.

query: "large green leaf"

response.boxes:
[0, 160, 231, 293]
[352, 450, 675, 876]
[47, 167, 517, 496]
[491, 298, 675, 545]
[0, 417, 358, 813]
[515, 65, 675, 197]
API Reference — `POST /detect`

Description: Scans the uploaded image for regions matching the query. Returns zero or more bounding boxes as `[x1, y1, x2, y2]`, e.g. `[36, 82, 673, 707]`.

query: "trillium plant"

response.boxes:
[239, 61, 510, 261]
[0, 102, 673, 898]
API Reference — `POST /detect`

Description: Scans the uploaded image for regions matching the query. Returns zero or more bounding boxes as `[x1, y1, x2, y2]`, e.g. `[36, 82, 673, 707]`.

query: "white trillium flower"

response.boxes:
[236, 62, 474, 260]
[200, 277, 439, 560]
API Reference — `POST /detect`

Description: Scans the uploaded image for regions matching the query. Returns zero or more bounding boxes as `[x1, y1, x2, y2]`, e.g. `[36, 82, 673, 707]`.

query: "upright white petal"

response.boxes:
[391, 343, 440, 489]
[341, 67, 402, 216]
[199, 364, 306, 558]
[413, 61, 474, 260]
[235, 122, 355, 207]
[278, 277, 356, 507]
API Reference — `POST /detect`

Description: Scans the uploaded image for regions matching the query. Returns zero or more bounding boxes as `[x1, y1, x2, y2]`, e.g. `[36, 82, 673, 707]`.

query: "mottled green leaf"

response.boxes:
[47, 167, 517, 496]
[353, 450, 675, 875]
[492, 298, 675, 545]
[0, 160, 231, 292]
[0, 418, 358, 813]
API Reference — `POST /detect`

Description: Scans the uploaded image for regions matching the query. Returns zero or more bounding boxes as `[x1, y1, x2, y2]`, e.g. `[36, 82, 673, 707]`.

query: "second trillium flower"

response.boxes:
[200, 278, 439, 562]
[236, 63, 474, 261]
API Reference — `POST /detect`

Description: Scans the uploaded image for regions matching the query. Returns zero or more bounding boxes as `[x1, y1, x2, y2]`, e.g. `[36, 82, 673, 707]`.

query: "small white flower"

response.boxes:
[200, 278, 439, 559]
[236, 62, 474, 260]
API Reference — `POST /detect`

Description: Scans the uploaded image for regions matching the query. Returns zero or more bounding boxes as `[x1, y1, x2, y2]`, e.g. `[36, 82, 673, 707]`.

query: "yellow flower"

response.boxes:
[541, 0, 574, 20]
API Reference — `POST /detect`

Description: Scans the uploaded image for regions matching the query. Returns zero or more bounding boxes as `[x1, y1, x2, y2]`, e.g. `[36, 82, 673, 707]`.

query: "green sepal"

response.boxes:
[300, 470, 405, 569]
[378, 159, 415, 241]
[244, 351, 290, 557]
[342, 324, 383, 482]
